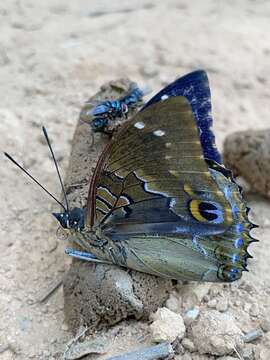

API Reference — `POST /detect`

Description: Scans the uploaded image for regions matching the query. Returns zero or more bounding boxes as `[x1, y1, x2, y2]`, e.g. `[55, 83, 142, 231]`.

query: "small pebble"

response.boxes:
[174, 342, 185, 356]
[244, 303, 252, 313]
[190, 310, 243, 356]
[216, 297, 228, 312]
[203, 294, 210, 302]
[260, 317, 270, 332]
[249, 303, 260, 317]
[61, 323, 69, 331]
[223, 129, 270, 198]
[209, 285, 221, 297]
[243, 328, 264, 343]
[180, 283, 211, 309]
[183, 307, 200, 326]
[254, 346, 270, 360]
[180, 353, 192, 360]
[165, 292, 180, 313]
[42, 350, 51, 357]
[65, 339, 107, 360]
[182, 338, 196, 352]
[242, 343, 255, 360]
[207, 299, 217, 309]
[150, 307, 186, 343]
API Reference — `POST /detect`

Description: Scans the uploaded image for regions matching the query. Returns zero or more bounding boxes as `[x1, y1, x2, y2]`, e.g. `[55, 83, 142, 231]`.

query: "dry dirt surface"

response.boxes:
[1, 1, 270, 359]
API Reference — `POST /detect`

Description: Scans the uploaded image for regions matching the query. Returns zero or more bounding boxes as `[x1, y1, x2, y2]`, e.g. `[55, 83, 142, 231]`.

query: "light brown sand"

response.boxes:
[0, 1, 269, 359]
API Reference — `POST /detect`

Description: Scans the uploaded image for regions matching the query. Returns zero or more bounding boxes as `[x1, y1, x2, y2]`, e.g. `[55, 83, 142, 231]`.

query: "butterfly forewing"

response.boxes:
[88, 96, 233, 237]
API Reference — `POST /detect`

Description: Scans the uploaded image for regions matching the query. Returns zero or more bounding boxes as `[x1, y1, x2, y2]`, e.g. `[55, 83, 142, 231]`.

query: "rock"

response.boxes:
[191, 354, 215, 360]
[260, 317, 270, 332]
[223, 129, 270, 198]
[183, 307, 200, 326]
[61, 323, 69, 331]
[177, 353, 192, 360]
[165, 291, 181, 313]
[209, 284, 222, 297]
[180, 283, 211, 309]
[190, 310, 244, 356]
[150, 307, 186, 343]
[63, 79, 172, 331]
[182, 338, 196, 352]
[254, 347, 270, 360]
[244, 303, 252, 313]
[64, 261, 172, 330]
[64, 338, 108, 360]
[216, 297, 229, 312]
[242, 343, 255, 360]
[207, 298, 217, 309]
[253, 332, 270, 360]
[243, 328, 264, 343]
[173, 341, 185, 356]
[249, 303, 260, 317]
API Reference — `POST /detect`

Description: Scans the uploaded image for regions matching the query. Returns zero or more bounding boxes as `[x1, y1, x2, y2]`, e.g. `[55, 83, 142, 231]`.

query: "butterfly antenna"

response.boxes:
[4, 152, 66, 211]
[42, 126, 70, 213]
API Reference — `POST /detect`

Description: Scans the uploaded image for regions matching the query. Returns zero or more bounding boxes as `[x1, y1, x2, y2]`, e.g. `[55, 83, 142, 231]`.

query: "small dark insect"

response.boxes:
[88, 85, 150, 133]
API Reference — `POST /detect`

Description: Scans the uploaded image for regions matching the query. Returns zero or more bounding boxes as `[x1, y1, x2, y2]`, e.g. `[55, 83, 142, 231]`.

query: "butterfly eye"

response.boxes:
[189, 200, 224, 224]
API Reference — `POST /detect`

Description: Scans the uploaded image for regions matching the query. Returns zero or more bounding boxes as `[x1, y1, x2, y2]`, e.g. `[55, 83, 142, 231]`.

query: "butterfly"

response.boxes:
[83, 84, 150, 133]
[5, 70, 258, 282]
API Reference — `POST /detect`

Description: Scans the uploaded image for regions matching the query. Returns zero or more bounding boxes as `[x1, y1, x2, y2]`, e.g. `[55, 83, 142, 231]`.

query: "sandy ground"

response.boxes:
[0, 0, 270, 359]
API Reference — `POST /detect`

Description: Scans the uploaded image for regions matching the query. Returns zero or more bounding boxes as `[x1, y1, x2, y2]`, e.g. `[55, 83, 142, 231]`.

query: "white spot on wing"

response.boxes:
[169, 198, 176, 208]
[161, 94, 169, 101]
[134, 121, 145, 129]
[153, 129, 165, 137]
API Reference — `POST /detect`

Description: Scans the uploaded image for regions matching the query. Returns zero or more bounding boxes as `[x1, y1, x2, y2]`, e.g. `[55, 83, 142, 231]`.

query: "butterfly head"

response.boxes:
[53, 207, 85, 231]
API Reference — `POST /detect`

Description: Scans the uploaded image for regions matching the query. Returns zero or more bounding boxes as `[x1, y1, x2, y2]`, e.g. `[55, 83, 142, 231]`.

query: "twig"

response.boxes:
[106, 342, 174, 360]
[243, 329, 264, 343]
[233, 345, 244, 360]
[37, 277, 63, 303]
[62, 326, 89, 360]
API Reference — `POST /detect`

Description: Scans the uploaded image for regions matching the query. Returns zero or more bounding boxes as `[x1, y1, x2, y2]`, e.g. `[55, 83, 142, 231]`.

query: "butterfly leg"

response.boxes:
[192, 236, 208, 257]
[65, 248, 109, 263]
[89, 238, 108, 249]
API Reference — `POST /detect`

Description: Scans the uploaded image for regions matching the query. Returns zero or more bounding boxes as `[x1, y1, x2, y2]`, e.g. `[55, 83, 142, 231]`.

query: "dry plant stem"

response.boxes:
[243, 329, 264, 343]
[233, 345, 244, 360]
[63, 326, 89, 360]
[106, 343, 174, 360]
[37, 277, 63, 303]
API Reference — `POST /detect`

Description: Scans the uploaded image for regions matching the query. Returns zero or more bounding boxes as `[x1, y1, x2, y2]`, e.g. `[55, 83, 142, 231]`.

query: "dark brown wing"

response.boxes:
[87, 96, 233, 237]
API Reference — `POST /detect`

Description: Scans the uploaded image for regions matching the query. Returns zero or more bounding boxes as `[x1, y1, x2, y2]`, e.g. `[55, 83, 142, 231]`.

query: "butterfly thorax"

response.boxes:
[69, 225, 127, 266]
